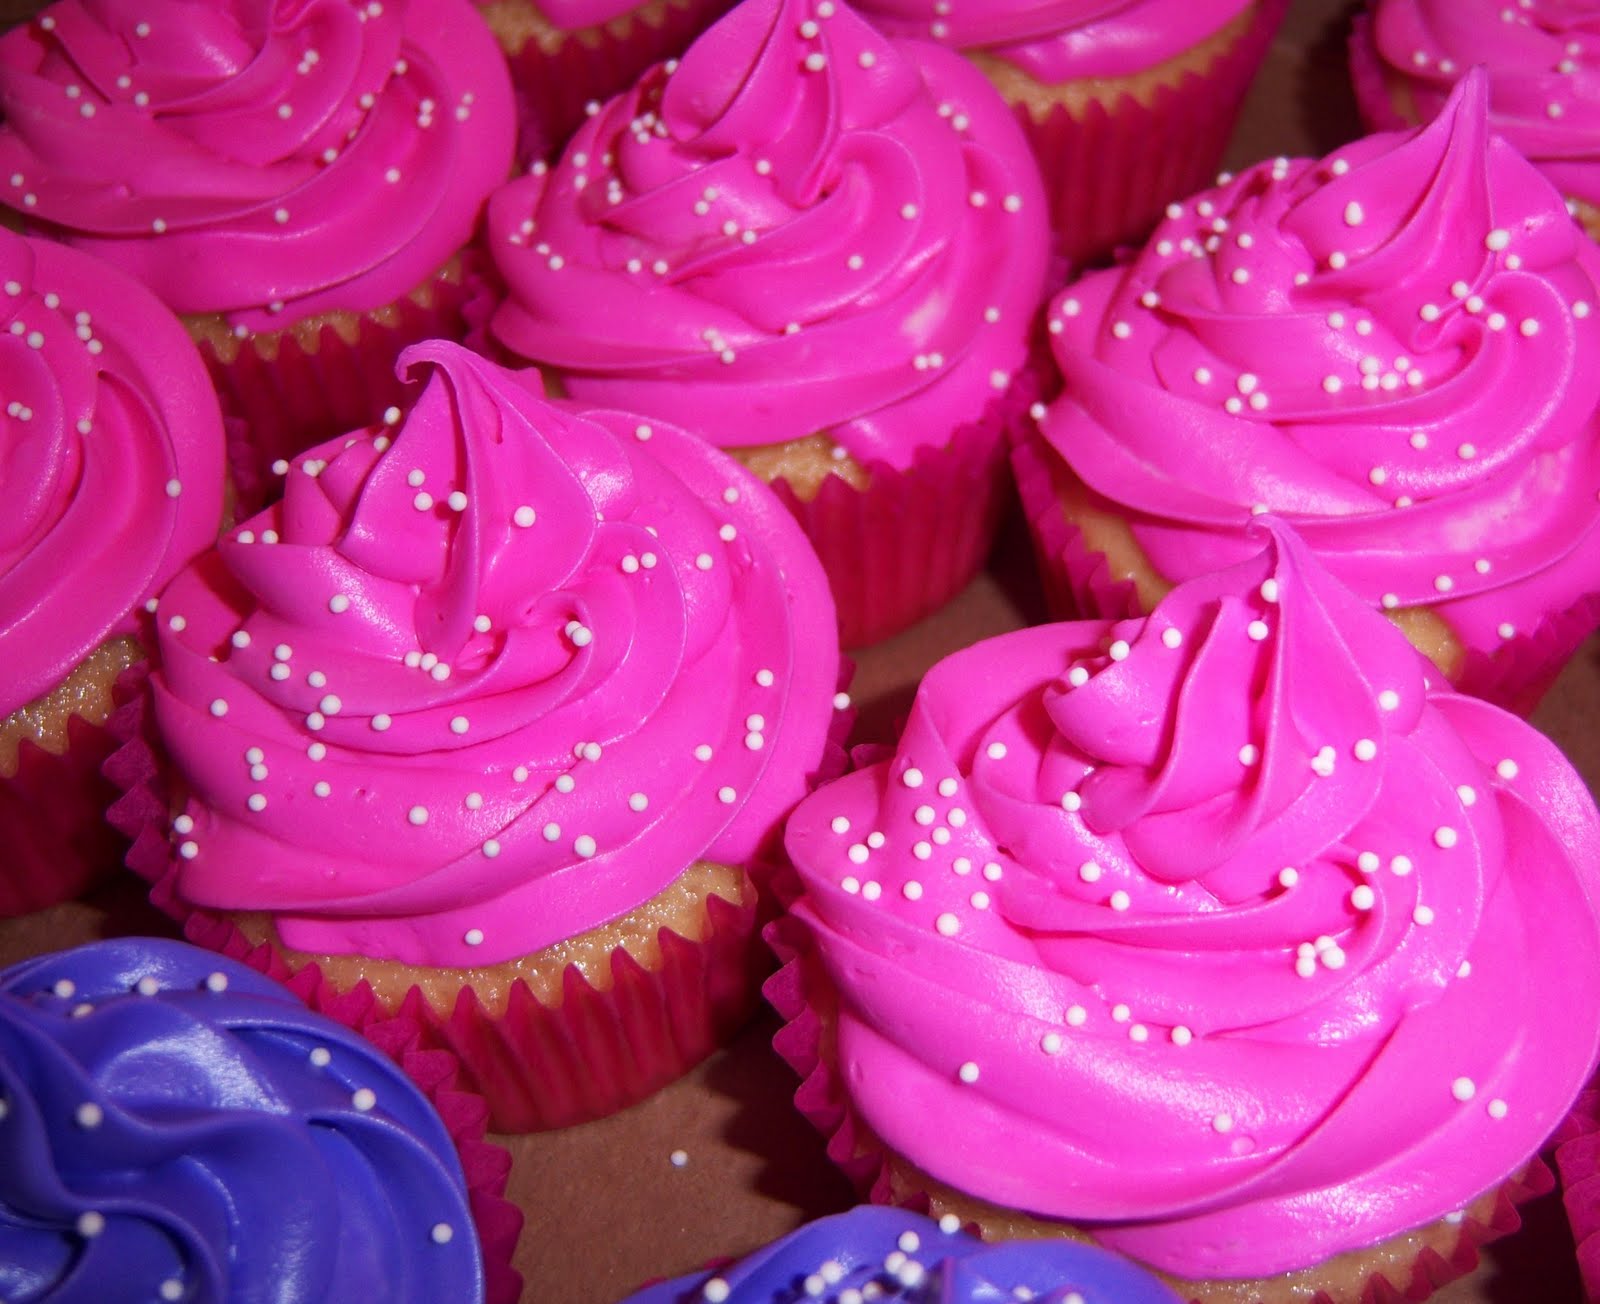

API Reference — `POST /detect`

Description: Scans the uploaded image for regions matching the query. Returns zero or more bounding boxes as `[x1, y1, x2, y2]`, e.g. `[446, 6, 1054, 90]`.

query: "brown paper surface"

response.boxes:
[0, 0, 1591, 1299]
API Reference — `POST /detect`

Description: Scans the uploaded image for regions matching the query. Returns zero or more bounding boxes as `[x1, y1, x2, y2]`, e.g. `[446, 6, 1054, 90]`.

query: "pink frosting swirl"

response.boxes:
[487, 0, 1047, 470]
[149, 341, 840, 966]
[0, 0, 515, 331]
[850, 0, 1253, 81]
[1037, 74, 1600, 663]
[0, 228, 223, 715]
[1364, 0, 1600, 211]
[784, 522, 1600, 1278]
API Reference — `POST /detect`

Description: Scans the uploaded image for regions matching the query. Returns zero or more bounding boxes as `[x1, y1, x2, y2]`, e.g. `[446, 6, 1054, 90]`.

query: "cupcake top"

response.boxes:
[487, 0, 1047, 471]
[850, 0, 1255, 80]
[783, 521, 1600, 1278]
[0, 227, 223, 716]
[0, 937, 483, 1302]
[1035, 73, 1600, 661]
[622, 1206, 1179, 1302]
[0, 0, 515, 331]
[1360, 0, 1600, 213]
[149, 341, 840, 967]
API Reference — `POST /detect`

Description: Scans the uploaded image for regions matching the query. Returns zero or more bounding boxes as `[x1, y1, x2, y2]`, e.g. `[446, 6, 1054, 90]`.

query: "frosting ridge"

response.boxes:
[621, 1206, 1179, 1302]
[1036, 72, 1600, 663]
[0, 0, 515, 330]
[0, 227, 223, 715]
[784, 521, 1600, 1277]
[851, 0, 1254, 81]
[1364, 0, 1600, 212]
[487, 0, 1047, 470]
[150, 341, 839, 965]
[0, 938, 482, 1303]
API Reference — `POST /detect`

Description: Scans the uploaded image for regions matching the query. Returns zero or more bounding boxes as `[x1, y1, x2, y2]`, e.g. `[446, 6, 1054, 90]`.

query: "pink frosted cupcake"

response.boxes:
[1351, 0, 1600, 241]
[0, 0, 515, 503]
[487, 0, 1050, 648]
[475, 0, 735, 164]
[850, 0, 1289, 266]
[1014, 74, 1600, 714]
[770, 521, 1600, 1302]
[123, 340, 842, 1132]
[0, 226, 224, 918]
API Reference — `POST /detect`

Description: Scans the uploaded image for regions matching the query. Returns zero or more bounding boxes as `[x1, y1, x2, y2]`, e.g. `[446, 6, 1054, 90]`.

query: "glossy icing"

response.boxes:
[850, 0, 1253, 81]
[0, 0, 515, 331]
[0, 227, 223, 717]
[1362, 0, 1600, 212]
[784, 523, 1600, 1278]
[0, 938, 482, 1302]
[149, 341, 839, 967]
[487, 0, 1047, 471]
[1035, 73, 1600, 664]
[622, 1206, 1179, 1302]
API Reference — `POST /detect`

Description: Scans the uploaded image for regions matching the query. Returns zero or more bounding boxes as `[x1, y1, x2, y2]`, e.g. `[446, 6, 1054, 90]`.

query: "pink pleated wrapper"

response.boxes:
[1557, 1081, 1600, 1303]
[480, 0, 736, 165]
[770, 374, 1037, 651]
[196, 254, 496, 512]
[1347, 13, 1421, 136]
[0, 664, 149, 919]
[762, 915, 1555, 1304]
[1008, 421, 1600, 717]
[1005, 0, 1289, 268]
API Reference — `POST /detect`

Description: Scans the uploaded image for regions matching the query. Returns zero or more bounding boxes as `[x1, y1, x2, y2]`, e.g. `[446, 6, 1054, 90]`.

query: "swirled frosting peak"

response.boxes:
[0, 938, 482, 1302]
[487, 0, 1047, 469]
[0, 226, 223, 715]
[622, 1206, 1179, 1302]
[784, 520, 1600, 1277]
[1038, 71, 1600, 662]
[150, 340, 839, 966]
[1364, 0, 1600, 212]
[0, 0, 515, 329]
[851, 0, 1254, 81]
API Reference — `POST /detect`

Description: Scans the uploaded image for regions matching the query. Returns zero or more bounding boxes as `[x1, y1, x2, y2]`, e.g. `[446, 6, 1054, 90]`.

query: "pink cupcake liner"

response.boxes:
[1555, 1081, 1600, 1302]
[772, 373, 1037, 651]
[1011, 0, 1289, 268]
[196, 252, 497, 512]
[1347, 13, 1414, 136]
[1007, 421, 1144, 623]
[0, 664, 148, 919]
[487, 0, 735, 166]
[763, 920, 1553, 1304]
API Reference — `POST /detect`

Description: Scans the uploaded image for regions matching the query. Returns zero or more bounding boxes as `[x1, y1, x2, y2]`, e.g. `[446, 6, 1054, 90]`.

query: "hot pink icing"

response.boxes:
[1361, 0, 1600, 213]
[1035, 73, 1600, 668]
[0, 227, 223, 716]
[486, 0, 1047, 471]
[148, 341, 839, 967]
[0, 0, 515, 332]
[850, 0, 1253, 81]
[784, 521, 1600, 1278]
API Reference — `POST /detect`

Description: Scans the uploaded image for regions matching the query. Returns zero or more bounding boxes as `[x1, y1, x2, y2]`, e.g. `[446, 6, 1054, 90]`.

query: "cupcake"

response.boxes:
[0, 937, 518, 1303]
[1350, 0, 1600, 240]
[621, 1206, 1179, 1302]
[0, 0, 516, 504]
[1014, 72, 1600, 714]
[125, 340, 842, 1132]
[0, 226, 224, 918]
[475, 0, 735, 164]
[850, 0, 1290, 266]
[769, 521, 1600, 1301]
[487, 0, 1050, 649]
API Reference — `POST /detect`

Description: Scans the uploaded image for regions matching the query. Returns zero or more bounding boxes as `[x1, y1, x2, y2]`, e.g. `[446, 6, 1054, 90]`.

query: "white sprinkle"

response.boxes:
[957, 1061, 980, 1084]
[1378, 690, 1400, 711]
[1497, 759, 1519, 780]
[1110, 890, 1131, 912]
[352, 1087, 377, 1112]
[408, 806, 429, 826]
[1212, 1113, 1234, 1134]
[1414, 905, 1436, 926]
[76, 1102, 103, 1128]
[513, 505, 536, 528]
[76, 1211, 106, 1238]
[1353, 738, 1377, 761]
[1351, 885, 1376, 911]
[1452, 1077, 1476, 1102]
[935, 913, 960, 936]
[1434, 826, 1459, 849]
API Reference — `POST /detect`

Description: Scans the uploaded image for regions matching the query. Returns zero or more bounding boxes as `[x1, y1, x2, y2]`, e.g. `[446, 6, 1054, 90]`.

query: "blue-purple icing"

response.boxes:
[619, 1206, 1179, 1303]
[0, 938, 482, 1303]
